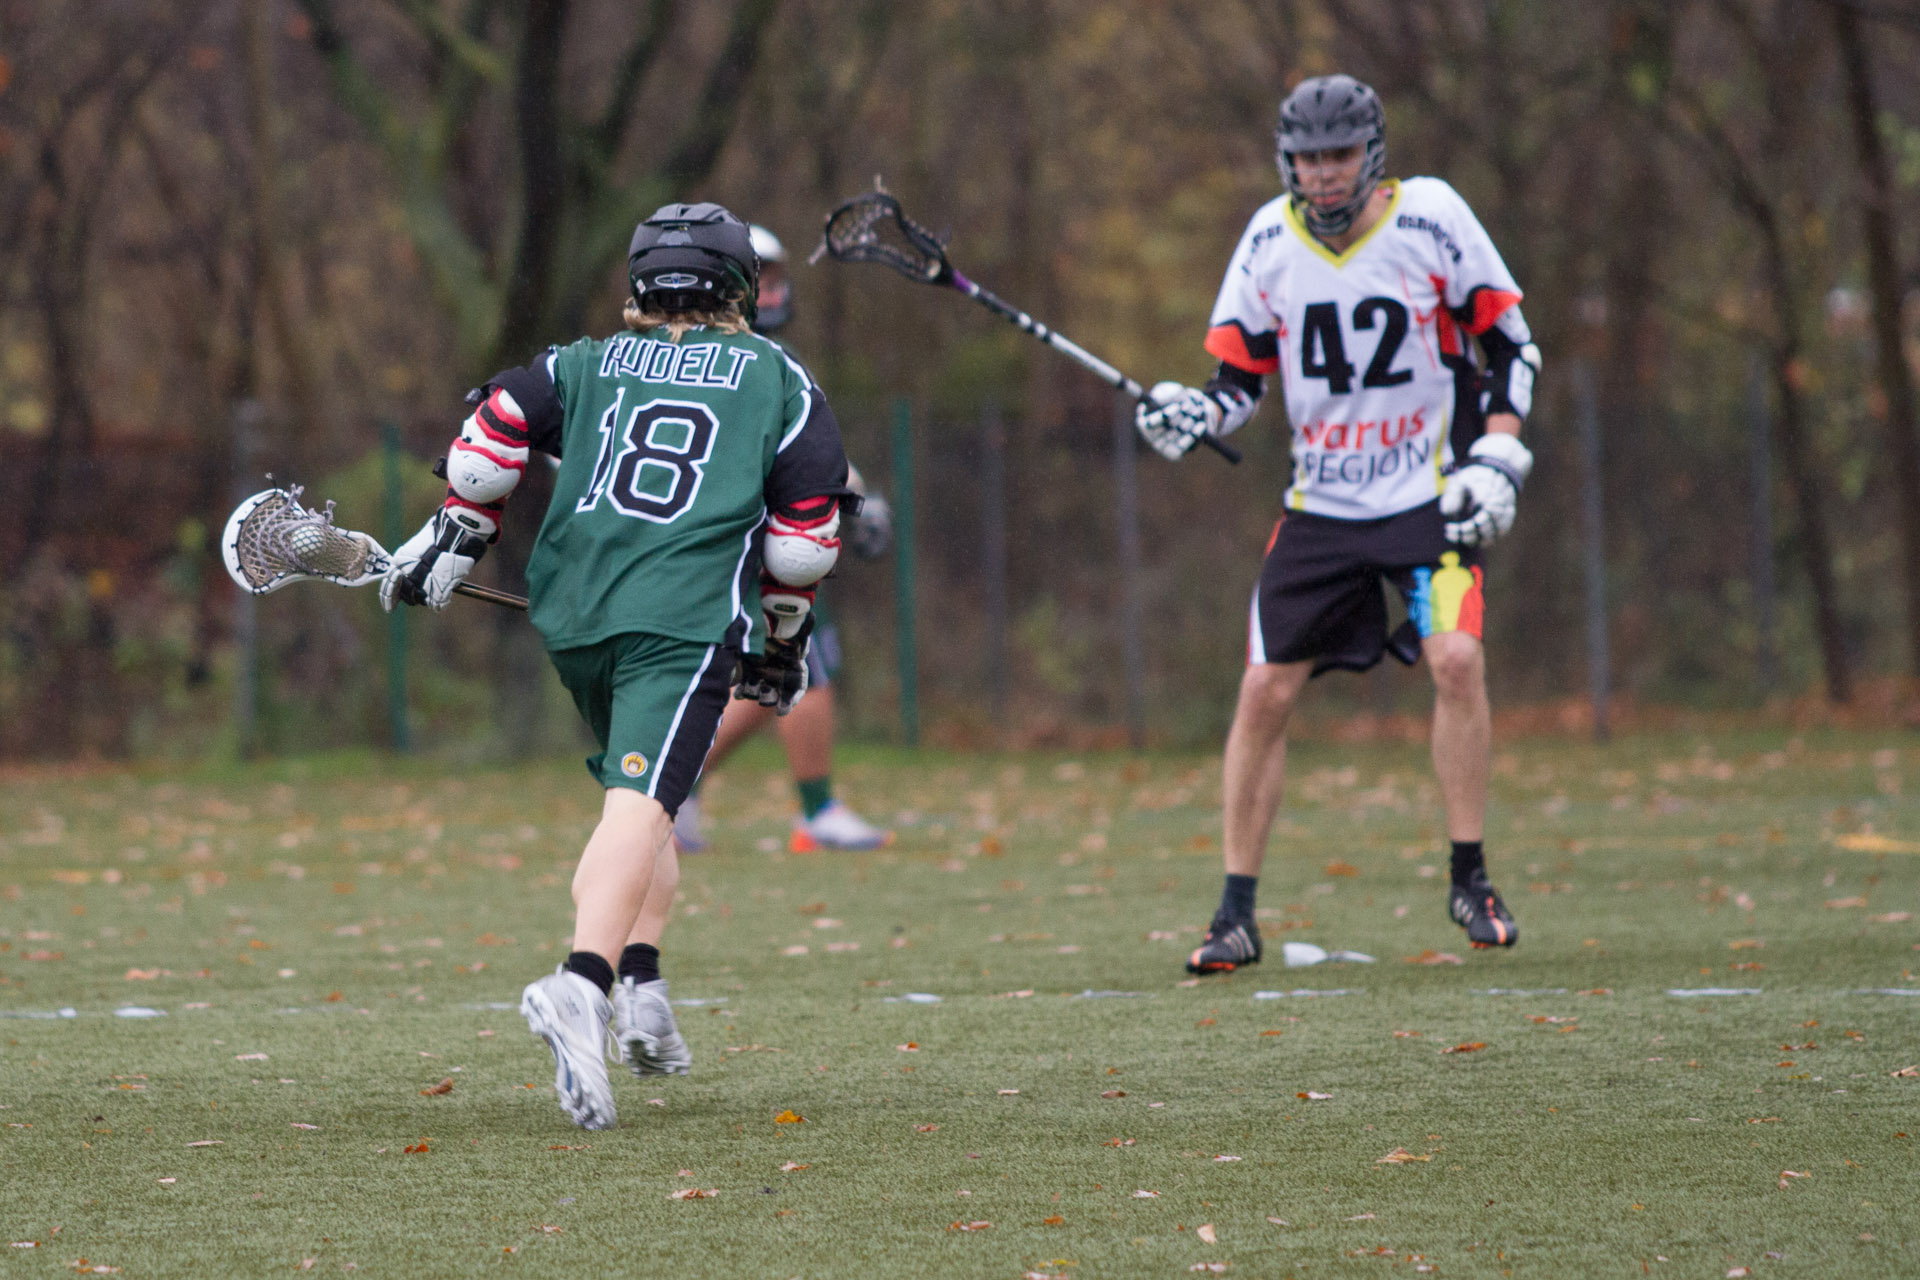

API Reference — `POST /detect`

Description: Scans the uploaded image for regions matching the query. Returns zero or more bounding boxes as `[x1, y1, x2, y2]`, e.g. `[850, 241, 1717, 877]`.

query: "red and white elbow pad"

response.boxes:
[763, 496, 840, 587]
[446, 387, 530, 506]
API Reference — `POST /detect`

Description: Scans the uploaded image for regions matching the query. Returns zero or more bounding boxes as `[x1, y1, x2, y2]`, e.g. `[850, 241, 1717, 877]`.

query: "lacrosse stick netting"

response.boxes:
[813, 191, 950, 283]
[224, 487, 385, 594]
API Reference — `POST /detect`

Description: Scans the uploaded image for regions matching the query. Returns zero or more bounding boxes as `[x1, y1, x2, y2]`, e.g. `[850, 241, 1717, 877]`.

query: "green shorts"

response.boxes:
[548, 632, 735, 816]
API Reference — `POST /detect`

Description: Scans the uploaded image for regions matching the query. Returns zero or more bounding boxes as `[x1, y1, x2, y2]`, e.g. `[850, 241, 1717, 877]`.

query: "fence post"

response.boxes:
[981, 401, 1009, 722]
[1572, 360, 1610, 742]
[1747, 356, 1778, 695]
[1112, 394, 1146, 749]
[892, 398, 918, 747]
[382, 420, 411, 753]
[230, 399, 264, 760]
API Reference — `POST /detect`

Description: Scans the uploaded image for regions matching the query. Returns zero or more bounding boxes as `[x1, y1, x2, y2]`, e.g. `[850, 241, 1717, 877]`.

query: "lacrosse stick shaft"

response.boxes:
[453, 581, 529, 610]
[949, 271, 1243, 464]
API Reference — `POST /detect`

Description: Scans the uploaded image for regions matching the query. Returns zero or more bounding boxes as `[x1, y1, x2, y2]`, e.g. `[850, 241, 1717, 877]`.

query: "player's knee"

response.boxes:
[1426, 636, 1484, 698]
[1239, 663, 1306, 728]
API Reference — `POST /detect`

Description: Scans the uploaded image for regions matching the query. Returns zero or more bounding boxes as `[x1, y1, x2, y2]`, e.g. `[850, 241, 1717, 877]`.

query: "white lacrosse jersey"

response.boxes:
[1205, 177, 1522, 520]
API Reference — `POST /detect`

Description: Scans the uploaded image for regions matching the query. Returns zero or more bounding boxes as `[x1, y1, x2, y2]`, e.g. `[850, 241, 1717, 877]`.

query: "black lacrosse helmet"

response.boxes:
[628, 202, 760, 321]
[1274, 74, 1387, 237]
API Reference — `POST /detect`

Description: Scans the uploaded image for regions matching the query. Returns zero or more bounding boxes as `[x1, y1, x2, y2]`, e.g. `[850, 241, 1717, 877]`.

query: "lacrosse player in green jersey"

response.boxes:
[382, 202, 852, 1130]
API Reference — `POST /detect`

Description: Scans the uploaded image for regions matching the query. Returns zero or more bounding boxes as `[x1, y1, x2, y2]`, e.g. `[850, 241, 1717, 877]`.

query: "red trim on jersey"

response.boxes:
[1456, 566, 1485, 639]
[1430, 275, 1465, 358]
[774, 494, 839, 529]
[1462, 287, 1522, 336]
[450, 438, 526, 473]
[1206, 323, 1282, 375]
[1264, 517, 1284, 555]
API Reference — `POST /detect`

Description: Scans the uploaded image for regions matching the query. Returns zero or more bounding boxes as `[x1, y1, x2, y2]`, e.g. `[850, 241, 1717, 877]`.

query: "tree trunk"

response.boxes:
[1833, 1, 1920, 676]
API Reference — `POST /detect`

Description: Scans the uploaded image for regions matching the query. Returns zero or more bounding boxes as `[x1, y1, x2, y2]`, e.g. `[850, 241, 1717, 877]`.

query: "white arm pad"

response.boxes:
[447, 388, 530, 505]
[763, 505, 841, 586]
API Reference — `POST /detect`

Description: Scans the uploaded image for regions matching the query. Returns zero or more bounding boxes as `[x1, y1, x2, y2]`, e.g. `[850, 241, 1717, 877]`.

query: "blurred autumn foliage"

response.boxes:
[5, 0, 1920, 758]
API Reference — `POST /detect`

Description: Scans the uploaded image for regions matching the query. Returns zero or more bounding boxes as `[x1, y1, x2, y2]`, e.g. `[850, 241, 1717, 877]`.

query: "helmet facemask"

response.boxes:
[1273, 74, 1387, 239]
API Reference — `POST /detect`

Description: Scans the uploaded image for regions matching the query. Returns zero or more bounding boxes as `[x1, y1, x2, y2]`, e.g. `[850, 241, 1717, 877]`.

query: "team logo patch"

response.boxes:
[620, 752, 649, 778]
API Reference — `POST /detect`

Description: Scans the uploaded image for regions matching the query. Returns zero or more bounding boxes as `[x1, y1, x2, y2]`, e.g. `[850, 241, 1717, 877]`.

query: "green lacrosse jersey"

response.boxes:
[497, 325, 848, 654]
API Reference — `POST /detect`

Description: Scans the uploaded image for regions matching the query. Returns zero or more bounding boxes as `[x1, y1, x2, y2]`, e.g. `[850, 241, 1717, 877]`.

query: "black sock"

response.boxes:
[1219, 874, 1258, 923]
[1450, 840, 1485, 887]
[564, 950, 614, 996]
[619, 942, 661, 985]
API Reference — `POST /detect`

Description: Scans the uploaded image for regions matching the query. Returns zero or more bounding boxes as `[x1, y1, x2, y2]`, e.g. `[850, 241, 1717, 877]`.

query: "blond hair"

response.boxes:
[622, 297, 752, 340]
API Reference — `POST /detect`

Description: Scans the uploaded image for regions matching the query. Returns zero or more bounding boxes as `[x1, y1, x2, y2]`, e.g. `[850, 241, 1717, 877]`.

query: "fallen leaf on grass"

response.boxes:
[290, 1123, 319, 1131]
[1213, 1155, 1242, 1162]
[1042, 1215, 1065, 1226]
[1377, 1148, 1432, 1164]
[1348, 1212, 1377, 1220]
[1825, 897, 1869, 909]
[1891, 1066, 1919, 1078]
[1833, 833, 1920, 853]
[1729, 939, 1764, 950]
[67, 1262, 120, 1274]
[998, 1089, 1020, 1096]
[1870, 912, 1913, 923]
[1298, 1091, 1332, 1101]
[1441, 1042, 1488, 1055]
[1101, 1089, 1127, 1099]
[1405, 950, 1462, 965]
[533, 1225, 562, 1234]
[1778, 1170, 1810, 1189]
[1747, 1117, 1781, 1123]
[780, 1162, 809, 1172]
[403, 1140, 430, 1154]
[185, 1140, 222, 1148]
[1267, 1217, 1288, 1225]
[1189, 1263, 1229, 1273]
[915, 1124, 940, 1133]
[420, 1078, 454, 1096]
[123, 969, 161, 981]
[1197, 1224, 1218, 1243]
[1261, 1030, 1285, 1037]
[947, 1220, 991, 1231]
[1727, 1269, 1751, 1278]
[547, 1145, 589, 1151]
[156, 1177, 175, 1185]
[1325, 860, 1360, 877]
[774, 1110, 805, 1123]
[233, 1053, 268, 1062]
[896, 1042, 919, 1052]
[1102, 1138, 1134, 1147]
[668, 1188, 716, 1200]
[1132, 1189, 1160, 1198]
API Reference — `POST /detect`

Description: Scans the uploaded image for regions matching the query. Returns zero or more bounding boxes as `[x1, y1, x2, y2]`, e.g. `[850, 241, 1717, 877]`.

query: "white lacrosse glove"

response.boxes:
[380, 507, 492, 611]
[1134, 381, 1256, 462]
[1440, 432, 1534, 547]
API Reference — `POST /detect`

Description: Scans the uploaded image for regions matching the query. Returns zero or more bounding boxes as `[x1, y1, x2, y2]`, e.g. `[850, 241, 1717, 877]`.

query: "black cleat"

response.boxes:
[1448, 872, 1518, 948]
[1186, 915, 1262, 974]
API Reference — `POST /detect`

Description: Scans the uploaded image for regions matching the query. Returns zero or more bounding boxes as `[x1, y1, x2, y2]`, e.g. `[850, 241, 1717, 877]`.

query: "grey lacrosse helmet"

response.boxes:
[1274, 74, 1387, 237]
[748, 223, 792, 334]
[628, 202, 760, 321]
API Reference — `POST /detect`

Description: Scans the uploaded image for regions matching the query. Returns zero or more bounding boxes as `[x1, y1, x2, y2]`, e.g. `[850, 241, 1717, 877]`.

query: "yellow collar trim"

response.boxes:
[1284, 180, 1402, 267]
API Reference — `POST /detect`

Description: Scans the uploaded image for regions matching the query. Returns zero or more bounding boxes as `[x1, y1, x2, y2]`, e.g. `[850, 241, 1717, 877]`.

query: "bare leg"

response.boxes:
[1425, 631, 1490, 841]
[777, 680, 835, 782]
[570, 788, 674, 962]
[703, 696, 778, 774]
[624, 821, 680, 950]
[1220, 660, 1314, 877]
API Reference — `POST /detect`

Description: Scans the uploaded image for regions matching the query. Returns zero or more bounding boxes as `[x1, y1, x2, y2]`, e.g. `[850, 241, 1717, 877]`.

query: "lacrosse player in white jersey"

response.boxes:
[1137, 74, 1542, 970]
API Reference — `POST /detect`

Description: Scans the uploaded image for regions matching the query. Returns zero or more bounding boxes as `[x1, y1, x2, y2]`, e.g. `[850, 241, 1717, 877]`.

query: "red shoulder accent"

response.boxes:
[1205, 322, 1281, 375]
[1463, 287, 1522, 336]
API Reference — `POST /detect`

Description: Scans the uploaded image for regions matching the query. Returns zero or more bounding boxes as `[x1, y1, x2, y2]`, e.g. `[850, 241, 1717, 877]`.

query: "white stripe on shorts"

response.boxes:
[649, 643, 719, 800]
[1247, 587, 1268, 665]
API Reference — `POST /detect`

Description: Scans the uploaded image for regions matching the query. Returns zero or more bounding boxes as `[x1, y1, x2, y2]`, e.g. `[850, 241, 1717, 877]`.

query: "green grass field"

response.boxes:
[3, 730, 1918, 1278]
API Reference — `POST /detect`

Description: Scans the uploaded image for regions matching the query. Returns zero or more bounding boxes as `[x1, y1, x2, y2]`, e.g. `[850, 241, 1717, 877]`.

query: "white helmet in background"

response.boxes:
[748, 223, 792, 333]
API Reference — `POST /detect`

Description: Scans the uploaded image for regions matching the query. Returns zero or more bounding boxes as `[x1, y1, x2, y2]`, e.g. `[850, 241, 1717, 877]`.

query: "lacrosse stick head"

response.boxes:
[814, 189, 952, 284]
[222, 486, 391, 595]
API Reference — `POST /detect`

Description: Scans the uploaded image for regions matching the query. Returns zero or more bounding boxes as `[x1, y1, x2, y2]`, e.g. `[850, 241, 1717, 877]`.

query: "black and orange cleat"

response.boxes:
[1448, 872, 1518, 948]
[1185, 915, 1262, 974]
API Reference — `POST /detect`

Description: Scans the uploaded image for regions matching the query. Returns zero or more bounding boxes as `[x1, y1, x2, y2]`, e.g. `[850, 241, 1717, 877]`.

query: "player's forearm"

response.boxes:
[1485, 412, 1521, 437]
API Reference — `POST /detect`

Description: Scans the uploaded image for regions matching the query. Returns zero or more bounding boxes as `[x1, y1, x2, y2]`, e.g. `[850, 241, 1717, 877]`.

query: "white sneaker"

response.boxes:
[673, 795, 708, 853]
[612, 977, 693, 1076]
[520, 969, 617, 1130]
[789, 799, 894, 852]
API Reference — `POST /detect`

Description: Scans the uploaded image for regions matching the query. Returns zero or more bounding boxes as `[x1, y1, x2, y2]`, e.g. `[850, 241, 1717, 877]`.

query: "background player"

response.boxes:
[1136, 74, 1542, 972]
[383, 202, 850, 1128]
[673, 224, 895, 854]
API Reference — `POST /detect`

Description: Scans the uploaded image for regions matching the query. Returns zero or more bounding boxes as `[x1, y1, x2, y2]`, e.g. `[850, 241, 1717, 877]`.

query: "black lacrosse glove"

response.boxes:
[735, 614, 814, 715]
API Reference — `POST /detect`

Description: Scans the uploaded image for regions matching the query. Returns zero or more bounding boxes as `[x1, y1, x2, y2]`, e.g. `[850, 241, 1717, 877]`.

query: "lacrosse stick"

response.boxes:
[221, 485, 528, 610]
[812, 184, 1242, 464]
